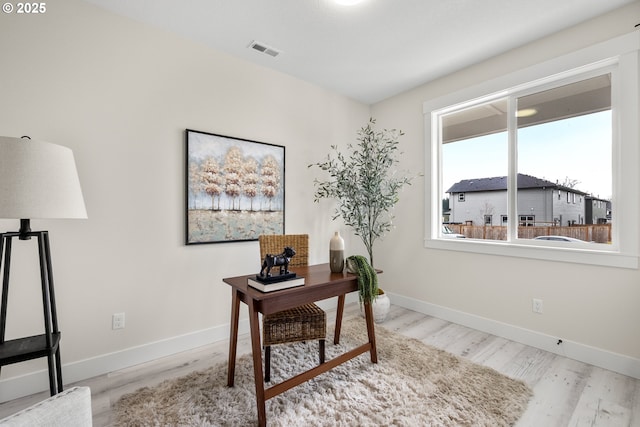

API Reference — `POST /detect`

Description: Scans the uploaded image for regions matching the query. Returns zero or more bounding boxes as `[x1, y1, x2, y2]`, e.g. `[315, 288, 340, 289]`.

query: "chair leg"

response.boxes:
[264, 346, 271, 382]
[319, 339, 325, 364]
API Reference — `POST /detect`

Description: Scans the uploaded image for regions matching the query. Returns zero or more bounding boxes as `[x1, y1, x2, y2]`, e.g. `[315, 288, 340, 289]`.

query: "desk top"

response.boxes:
[223, 263, 364, 315]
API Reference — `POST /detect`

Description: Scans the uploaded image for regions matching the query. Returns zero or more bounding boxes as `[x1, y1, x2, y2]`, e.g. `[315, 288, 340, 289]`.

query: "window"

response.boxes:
[442, 99, 507, 241]
[519, 215, 535, 227]
[424, 33, 639, 268]
[441, 73, 611, 241]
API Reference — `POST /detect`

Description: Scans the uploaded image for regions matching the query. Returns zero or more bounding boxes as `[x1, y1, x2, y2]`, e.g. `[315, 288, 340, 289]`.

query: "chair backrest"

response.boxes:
[259, 234, 309, 267]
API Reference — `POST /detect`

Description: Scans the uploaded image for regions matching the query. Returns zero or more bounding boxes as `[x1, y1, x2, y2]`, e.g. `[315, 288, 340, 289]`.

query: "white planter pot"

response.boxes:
[360, 290, 391, 323]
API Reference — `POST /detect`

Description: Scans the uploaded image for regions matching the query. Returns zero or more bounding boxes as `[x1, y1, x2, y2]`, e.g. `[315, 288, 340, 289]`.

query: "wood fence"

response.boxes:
[447, 224, 612, 243]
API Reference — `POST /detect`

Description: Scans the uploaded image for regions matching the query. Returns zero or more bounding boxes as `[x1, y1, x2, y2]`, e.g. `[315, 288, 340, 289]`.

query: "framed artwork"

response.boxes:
[185, 129, 285, 244]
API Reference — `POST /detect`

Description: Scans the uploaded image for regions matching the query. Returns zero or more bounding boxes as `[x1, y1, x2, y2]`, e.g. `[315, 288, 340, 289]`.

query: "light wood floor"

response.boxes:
[1, 303, 638, 426]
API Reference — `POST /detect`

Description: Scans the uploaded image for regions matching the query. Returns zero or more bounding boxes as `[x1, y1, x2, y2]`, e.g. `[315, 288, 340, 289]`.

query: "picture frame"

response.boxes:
[185, 129, 285, 244]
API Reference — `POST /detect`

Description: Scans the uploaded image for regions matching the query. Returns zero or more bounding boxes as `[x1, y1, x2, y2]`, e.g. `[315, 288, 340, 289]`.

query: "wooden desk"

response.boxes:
[224, 263, 378, 427]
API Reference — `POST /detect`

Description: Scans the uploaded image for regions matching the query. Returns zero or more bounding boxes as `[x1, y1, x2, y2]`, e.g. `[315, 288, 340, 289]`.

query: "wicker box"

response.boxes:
[263, 303, 326, 346]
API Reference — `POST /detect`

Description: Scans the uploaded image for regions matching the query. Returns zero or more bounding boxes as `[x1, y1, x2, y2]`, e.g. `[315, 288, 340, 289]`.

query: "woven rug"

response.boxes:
[114, 319, 532, 426]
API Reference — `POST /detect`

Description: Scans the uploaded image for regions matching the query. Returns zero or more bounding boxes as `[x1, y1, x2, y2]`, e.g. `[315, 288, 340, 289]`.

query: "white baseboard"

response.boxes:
[7, 290, 634, 403]
[0, 296, 354, 403]
[387, 292, 640, 380]
[0, 319, 252, 403]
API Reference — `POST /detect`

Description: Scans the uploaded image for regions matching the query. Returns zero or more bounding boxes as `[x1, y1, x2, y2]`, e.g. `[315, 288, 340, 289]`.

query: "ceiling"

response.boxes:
[82, 0, 636, 104]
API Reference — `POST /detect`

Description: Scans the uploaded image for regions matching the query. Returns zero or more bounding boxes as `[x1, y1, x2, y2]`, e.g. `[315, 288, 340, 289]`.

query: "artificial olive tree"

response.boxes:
[310, 118, 416, 271]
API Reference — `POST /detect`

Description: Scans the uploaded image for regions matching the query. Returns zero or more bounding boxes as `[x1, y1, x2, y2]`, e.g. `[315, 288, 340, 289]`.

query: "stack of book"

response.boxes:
[248, 274, 305, 292]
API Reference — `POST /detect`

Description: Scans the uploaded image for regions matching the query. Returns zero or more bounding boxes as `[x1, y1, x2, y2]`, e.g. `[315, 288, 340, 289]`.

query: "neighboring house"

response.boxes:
[585, 196, 610, 224]
[447, 173, 590, 226]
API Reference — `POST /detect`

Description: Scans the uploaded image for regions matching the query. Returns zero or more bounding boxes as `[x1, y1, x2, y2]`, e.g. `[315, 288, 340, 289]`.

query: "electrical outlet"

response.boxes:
[532, 298, 543, 314]
[112, 312, 125, 330]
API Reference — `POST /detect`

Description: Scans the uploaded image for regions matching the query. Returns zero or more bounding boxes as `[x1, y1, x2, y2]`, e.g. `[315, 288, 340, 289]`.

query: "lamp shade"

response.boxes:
[0, 136, 87, 219]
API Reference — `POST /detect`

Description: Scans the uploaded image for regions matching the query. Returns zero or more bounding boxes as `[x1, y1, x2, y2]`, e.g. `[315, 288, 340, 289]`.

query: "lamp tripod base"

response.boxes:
[0, 227, 63, 396]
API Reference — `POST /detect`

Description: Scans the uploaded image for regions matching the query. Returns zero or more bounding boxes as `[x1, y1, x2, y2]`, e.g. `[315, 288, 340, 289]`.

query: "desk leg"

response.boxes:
[248, 300, 267, 427]
[227, 289, 241, 387]
[334, 294, 345, 345]
[363, 301, 378, 364]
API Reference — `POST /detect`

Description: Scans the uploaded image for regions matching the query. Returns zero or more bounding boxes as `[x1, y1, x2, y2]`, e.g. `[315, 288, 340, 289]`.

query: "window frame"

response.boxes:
[425, 32, 639, 269]
[519, 215, 535, 227]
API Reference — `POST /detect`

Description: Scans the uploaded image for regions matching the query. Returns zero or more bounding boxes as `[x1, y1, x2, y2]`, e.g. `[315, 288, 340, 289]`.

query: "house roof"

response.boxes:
[585, 195, 609, 202]
[447, 173, 587, 195]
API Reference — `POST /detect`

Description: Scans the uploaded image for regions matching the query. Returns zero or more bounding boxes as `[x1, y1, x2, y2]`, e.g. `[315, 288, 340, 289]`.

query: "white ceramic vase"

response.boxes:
[329, 231, 345, 273]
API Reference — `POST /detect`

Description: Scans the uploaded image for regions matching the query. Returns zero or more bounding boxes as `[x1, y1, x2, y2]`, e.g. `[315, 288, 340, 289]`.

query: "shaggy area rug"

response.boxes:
[114, 319, 532, 426]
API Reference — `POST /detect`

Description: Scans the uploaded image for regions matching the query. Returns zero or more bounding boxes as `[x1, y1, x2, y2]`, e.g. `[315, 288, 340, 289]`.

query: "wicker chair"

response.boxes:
[259, 234, 326, 382]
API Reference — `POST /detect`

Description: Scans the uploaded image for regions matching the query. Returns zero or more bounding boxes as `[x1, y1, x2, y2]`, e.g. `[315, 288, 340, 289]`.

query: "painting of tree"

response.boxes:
[186, 129, 285, 244]
[223, 146, 243, 210]
[261, 155, 281, 211]
[242, 157, 259, 211]
[201, 158, 223, 210]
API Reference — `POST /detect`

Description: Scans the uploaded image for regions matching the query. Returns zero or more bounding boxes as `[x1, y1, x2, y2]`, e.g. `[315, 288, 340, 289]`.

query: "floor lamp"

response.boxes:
[0, 136, 87, 396]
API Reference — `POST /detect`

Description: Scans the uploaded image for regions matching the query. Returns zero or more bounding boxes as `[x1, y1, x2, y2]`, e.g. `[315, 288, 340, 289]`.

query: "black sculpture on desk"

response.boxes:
[260, 246, 296, 278]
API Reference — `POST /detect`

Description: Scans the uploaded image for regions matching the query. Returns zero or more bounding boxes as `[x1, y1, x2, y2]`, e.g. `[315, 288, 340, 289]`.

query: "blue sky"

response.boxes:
[442, 110, 612, 199]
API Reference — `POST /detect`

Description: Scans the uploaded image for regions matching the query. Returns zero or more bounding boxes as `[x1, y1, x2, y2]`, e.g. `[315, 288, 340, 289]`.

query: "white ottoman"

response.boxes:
[0, 387, 92, 427]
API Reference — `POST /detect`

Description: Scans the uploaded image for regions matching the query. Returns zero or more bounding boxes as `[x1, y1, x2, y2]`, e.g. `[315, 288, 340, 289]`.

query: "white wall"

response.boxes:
[371, 2, 640, 373]
[0, 0, 369, 399]
[2, 0, 639, 401]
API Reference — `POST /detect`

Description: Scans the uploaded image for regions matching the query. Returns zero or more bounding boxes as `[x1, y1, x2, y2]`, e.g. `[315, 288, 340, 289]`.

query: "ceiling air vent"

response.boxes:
[248, 40, 281, 58]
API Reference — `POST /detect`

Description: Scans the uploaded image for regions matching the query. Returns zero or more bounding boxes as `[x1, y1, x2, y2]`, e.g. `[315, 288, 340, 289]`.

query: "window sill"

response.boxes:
[424, 238, 638, 269]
